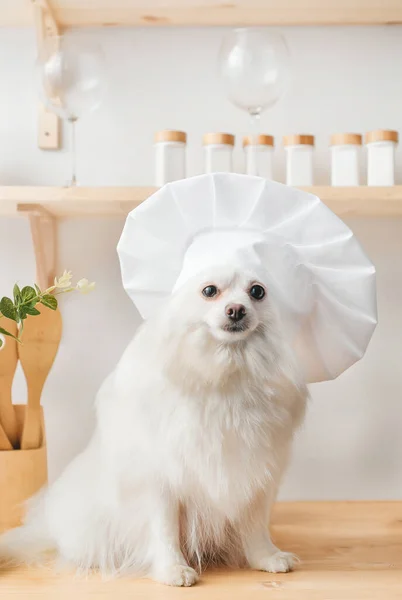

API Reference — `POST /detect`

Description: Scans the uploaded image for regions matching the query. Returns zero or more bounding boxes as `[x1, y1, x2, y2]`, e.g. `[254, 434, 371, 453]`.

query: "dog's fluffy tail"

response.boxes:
[0, 495, 55, 565]
[0, 524, 54, 565]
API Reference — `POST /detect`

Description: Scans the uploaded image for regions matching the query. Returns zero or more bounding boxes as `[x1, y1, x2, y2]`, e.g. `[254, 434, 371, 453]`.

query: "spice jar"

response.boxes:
[155, 130, 186, 186]
[330, 133, 362, 186]
[365, 130, 398, 186]
[283, 135, 315, 186]
[203, 133, 235, 173]
[243, 135, 274, 179]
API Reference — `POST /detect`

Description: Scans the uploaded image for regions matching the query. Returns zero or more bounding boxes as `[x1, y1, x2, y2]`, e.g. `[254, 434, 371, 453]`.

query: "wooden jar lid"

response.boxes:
[155, 130, 187, 143]
[203, 133, 235, 146]
[283, 134, 315, 147]
[243, 135, 274, 147]
[330, 133, 362, 146]
[365, 130, 399, 144]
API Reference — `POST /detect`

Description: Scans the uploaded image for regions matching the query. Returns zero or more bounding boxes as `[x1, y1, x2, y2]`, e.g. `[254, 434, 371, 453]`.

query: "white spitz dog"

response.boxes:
[0, 265, 308, 586]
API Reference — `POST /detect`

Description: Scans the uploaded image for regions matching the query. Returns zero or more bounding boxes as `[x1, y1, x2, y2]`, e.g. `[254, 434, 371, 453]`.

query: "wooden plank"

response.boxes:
[0, 0, 33, 27]
[0, 186, 402, 218]
[37, 105, 60, 151]
[0, 186, 157, 217]
[303, 185, 402, 217]
[34, 2, 61, 151]
[1, 0, 402, 27]
[0, 502, 401, 598]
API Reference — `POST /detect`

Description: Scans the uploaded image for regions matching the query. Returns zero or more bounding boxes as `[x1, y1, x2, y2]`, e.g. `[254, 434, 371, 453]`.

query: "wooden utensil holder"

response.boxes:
[0, 405, 47, 533]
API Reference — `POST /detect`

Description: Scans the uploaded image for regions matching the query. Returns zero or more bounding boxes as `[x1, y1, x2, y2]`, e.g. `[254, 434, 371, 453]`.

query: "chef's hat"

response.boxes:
[117, 173, 377, 383]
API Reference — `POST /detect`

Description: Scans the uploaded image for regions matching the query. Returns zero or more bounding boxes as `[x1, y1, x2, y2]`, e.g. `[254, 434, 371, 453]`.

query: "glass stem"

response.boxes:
[248, 111, 261, 176]
[250, 111, 261, 141]
[69, 117, 78, 186]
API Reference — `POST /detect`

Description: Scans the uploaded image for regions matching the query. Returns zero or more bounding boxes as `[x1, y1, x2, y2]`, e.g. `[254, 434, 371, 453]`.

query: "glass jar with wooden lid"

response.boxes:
[283, 134, 315, 186]
[203, 133, 235, 173]
[365, 130, 398, 186]
[155, 130, 187, 186]
[330, 133, 362, 187]
[243, 135, 274, 179]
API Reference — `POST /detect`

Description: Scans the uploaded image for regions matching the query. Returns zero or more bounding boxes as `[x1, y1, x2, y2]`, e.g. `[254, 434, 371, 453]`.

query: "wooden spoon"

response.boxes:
[0, 318, 19, 448]
[19, 306, 62, 450]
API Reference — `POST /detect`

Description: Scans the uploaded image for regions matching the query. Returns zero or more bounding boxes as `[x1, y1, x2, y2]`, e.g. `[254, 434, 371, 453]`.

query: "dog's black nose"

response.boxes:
[226, 303, 246, 322]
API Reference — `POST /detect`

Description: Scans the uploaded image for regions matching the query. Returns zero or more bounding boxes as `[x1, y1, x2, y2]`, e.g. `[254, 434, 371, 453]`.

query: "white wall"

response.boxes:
[0, 25, 401, 499]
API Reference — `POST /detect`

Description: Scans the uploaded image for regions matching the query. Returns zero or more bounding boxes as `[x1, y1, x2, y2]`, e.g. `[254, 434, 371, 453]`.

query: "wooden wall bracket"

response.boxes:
[17, 204, 57, 291]
[31, 0, 61, 151]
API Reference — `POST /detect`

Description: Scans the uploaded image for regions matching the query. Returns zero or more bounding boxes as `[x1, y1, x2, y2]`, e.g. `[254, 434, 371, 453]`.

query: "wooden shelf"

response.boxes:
[2, 0, 402, 27]
[0, 186, 156, 218]
[305, 185, 402, 217]
[1, 186, 402, 219]
[0, 501, 401, 599]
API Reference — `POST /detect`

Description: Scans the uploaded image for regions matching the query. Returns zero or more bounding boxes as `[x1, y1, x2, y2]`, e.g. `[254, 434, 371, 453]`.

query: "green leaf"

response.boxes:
[0, 297, 18, 322]
[13, 284, 21, 305]
[40, 295, 58, 311]
[34, 284, 41, 295]
[25, 306, 41, 316]
[21, 286, 37, 303]
[0, 326, 19, 341]
[18, 307, 28, 320]
[26, 299, 38, 309]
[18, 301, 40, 320]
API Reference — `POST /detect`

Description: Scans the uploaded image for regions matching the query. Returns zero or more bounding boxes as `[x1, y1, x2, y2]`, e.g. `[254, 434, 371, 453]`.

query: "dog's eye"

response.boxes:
[249, 284, 265, 300]
[202, 285, 218, 298]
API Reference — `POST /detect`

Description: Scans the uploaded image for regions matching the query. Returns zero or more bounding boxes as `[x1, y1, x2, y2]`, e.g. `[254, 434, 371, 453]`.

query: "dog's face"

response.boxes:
[172, 266, 272, 343]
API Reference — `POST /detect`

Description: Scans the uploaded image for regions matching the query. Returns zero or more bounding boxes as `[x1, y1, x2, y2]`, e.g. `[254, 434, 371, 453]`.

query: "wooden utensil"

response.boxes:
[0, 421, 13, 451]
[19, 306, 62, 450]
[0, 318, 19, 449]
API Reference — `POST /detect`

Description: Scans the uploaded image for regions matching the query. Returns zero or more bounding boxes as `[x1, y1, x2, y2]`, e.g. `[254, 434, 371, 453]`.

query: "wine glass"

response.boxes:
[219, 28, 290, 171]
[36, 34, 106, 186]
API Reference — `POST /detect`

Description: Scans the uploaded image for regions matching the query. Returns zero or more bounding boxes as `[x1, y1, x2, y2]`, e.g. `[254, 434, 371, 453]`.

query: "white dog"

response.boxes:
[0, 266, 308, 586]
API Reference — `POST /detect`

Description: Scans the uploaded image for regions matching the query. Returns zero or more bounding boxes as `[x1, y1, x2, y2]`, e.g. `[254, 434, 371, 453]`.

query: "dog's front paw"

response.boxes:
[251, 551, 297, 573]
[153, 564, 199, 587]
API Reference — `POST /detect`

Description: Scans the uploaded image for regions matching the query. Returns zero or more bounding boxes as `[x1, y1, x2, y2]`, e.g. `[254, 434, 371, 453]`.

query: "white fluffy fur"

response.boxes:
[0, 266, 308, 586]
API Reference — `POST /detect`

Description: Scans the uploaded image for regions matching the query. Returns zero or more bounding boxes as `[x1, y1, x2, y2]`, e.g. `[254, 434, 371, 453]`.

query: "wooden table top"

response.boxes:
[1, 501, 401, 599]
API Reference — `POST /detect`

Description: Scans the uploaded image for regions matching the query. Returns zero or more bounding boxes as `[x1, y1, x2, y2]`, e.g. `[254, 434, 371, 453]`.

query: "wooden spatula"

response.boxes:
[19, 306, 62, 450]
[0, 421, 13, 451]
[0, 318, 19, 449]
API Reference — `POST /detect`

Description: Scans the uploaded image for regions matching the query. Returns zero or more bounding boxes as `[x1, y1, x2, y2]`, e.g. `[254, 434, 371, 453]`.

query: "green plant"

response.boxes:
[0, 271, 95, 347]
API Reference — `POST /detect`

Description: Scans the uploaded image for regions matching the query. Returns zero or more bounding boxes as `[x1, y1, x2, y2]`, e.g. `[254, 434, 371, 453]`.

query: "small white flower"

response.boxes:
[54, 270, 73, 289]
[0, 334, 5, 350]
[76, 278, 96, 294]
